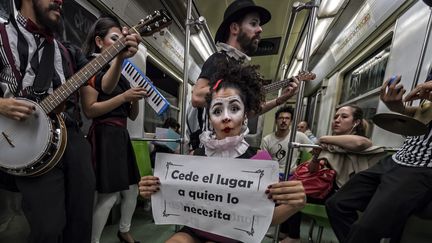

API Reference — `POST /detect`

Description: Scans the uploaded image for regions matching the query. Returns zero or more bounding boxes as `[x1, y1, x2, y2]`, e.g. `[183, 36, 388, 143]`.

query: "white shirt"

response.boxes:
[260, 130, 313, 173]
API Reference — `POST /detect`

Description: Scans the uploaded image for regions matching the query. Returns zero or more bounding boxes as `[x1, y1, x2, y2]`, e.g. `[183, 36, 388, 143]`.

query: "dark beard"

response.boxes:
[32, 0, 61, 34]
[237, 30, 259, 55]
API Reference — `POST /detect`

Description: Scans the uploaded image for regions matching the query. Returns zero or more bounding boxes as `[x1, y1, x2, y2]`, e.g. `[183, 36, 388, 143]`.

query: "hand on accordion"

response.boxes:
[122, 87, 148, 102]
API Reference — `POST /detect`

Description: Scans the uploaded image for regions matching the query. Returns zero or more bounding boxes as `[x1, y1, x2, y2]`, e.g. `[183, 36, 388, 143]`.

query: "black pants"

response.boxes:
[281, 196, 328, 239]
[325, 156, 432, 243]
[280, 212, 301, 238]
[15, 128, 95, 243]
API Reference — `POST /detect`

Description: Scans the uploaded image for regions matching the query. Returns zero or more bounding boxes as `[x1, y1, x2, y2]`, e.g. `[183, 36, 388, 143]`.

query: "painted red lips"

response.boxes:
[222, 127, 232, 133]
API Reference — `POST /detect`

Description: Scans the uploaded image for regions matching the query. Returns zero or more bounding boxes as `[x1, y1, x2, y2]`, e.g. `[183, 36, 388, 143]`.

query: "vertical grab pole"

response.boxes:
[175, 0, 193, 233]
[288, 0, 319, 149]
[273, 5, 300, 82]
[272, 1, 319, 242]
[180, 0, 193, 156]
[282, 0, 319, 186]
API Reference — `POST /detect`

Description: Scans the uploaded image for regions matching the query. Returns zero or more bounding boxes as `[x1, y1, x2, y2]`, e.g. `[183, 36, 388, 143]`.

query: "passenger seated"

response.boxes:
[139, 63, 306, 243]
[297, 121, 318, 144]
[281, 105, 378, 243]
[325, 76, 432, 243]
[316, 105, 386, 188]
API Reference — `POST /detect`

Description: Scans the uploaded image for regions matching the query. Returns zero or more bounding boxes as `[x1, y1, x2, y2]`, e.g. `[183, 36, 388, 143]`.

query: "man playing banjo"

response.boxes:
[0, 0, 140, 242]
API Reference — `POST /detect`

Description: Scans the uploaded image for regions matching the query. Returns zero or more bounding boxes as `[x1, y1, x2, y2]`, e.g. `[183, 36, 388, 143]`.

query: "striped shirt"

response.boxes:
[0, 12, 69, 98]
[393, 121, 432, 167]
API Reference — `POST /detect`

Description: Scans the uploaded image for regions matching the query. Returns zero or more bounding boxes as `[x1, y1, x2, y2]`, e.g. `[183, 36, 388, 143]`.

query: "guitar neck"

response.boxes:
[39, 38, 127, 114]
[264, 78, 292, 93]
[37, 10, 172, 114]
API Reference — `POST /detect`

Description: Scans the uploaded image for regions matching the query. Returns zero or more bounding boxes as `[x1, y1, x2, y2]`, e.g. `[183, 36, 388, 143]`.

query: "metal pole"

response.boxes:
[273, 1, 319, 242]
[180, 0, 193, 156]
[273, 6, 299, 82]
[408, 6, 432, 106]
[282, 0, 319, 193]
[196, 16, 217, 53]
[173, 0, 193, 233]
[311, 89, 321, 131]
[290, 142, 321, 149]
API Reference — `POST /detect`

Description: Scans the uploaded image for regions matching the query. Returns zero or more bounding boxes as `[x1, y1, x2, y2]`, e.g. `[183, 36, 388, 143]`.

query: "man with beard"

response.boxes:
[0, 0, 140, 242]
[187, 0, 301, 151]
[261, 106, 312, 178]
[260, 106, 312, 243]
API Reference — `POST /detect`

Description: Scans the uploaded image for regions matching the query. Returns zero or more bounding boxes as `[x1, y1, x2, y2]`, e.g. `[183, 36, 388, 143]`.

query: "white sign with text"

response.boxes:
[152, 153, 279, 243]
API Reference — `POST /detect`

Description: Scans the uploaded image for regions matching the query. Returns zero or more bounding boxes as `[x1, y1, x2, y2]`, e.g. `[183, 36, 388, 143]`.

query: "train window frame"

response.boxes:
[340, 42, 391, 104]
[334, 29, 394, 138]
[337, 45, 390, 137]
[143, 60, 181, 133]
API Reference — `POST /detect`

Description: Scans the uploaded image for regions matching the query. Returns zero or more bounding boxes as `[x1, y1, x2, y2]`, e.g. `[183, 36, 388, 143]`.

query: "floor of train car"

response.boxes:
[4, 192, 432, 243]
[3, 193, 432, 243]
[0, 192, 338, 243]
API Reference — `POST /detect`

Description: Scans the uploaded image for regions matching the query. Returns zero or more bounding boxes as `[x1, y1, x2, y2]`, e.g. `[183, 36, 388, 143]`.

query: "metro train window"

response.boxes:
[341, 44, 391, 103]
[144, 61, 180, 133]
[340, 43, 391, 137]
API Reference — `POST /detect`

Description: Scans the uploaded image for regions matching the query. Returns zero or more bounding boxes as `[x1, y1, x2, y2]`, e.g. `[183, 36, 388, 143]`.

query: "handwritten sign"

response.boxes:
[152, 153, 279, 243]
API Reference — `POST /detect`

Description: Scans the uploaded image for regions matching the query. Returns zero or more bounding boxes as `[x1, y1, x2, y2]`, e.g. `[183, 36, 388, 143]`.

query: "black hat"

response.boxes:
[215, 0, 271, 43]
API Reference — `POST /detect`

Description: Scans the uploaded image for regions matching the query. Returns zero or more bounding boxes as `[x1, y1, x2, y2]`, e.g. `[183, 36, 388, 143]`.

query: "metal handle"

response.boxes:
[273, 2, 320, 242]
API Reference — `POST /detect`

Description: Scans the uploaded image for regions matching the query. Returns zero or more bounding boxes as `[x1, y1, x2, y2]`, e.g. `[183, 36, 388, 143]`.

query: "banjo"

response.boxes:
[0, 10, 172, 176]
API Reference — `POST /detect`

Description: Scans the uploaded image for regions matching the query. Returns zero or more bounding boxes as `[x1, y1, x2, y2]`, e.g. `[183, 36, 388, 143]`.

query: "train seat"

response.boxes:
[300, 203, 329, 243]
[131, 140, 152, 176]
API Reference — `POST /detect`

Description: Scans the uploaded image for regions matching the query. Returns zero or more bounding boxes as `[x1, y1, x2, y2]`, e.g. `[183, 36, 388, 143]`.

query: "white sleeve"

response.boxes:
[260, 136, 269, 151]
[298, 132, 313, 152]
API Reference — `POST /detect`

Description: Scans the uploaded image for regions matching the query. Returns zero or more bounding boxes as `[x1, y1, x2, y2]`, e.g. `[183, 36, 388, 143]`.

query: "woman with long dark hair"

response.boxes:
[81, 15, 144, 243]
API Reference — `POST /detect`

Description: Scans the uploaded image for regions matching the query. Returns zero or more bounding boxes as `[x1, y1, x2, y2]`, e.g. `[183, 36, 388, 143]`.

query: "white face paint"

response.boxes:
[209, 89, 246, 140]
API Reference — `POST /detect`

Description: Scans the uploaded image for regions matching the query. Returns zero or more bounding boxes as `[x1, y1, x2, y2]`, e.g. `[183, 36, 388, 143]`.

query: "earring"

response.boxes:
[208, 124, 215, 134]
[243, 117, 248, 126]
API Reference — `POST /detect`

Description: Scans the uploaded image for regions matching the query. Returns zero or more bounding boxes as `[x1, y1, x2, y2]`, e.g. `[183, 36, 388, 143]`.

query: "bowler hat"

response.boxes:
[214, 0, 271, 43]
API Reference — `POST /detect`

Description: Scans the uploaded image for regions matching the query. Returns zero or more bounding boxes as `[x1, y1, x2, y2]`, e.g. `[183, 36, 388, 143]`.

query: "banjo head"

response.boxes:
[372, 113, 428, 136]
[0, 100, 52, 169]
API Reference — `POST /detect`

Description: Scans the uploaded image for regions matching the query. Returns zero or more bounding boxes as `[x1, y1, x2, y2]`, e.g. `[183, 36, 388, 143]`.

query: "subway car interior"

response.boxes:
[1, 0, 432, 242]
